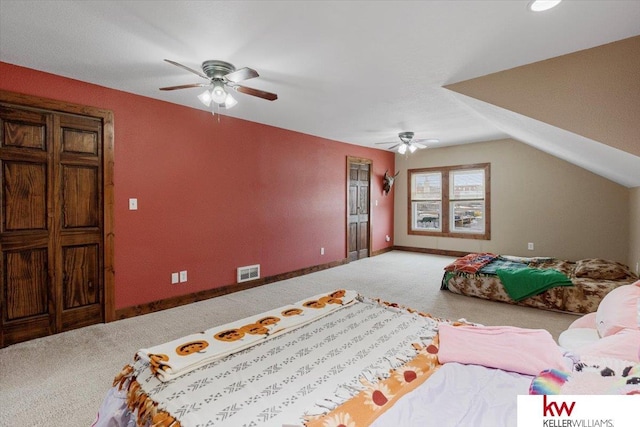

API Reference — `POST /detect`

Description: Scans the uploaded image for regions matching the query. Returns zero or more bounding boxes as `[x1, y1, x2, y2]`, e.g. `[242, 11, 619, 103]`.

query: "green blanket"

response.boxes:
[496, 267, 573, 301]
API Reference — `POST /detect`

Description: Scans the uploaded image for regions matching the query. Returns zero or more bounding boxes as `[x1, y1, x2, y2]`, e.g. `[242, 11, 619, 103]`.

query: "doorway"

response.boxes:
[347, 157, 371, 261]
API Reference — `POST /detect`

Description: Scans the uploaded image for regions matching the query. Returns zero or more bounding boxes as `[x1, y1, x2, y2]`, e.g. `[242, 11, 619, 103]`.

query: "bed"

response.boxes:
[441, 253, 639, 314]
[92, 289, 639, 427]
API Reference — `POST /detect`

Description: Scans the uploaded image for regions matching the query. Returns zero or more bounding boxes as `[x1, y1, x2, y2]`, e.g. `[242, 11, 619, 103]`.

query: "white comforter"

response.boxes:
[372, 362, 531, 427]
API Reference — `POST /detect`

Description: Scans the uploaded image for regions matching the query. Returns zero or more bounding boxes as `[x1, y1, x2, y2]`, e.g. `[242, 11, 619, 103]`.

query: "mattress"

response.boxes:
[441, 254, 638, 314]
[93, 288, 636, 427]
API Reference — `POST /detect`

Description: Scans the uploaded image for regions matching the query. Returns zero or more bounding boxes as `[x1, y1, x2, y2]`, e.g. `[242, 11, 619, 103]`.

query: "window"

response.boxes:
[408, 163, 490, 239]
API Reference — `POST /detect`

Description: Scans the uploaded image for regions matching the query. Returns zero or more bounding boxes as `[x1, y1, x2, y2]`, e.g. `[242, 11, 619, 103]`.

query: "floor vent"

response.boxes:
[237, 264, 260, 283]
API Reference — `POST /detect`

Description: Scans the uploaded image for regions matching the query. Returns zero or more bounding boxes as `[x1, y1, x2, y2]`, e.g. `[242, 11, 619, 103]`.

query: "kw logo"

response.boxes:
[543, 395, 576, 417]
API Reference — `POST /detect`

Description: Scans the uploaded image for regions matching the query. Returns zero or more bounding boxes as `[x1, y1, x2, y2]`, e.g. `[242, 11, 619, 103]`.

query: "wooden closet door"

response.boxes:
[0, 106, 104, 346]
[57, 114, 103, 331]
[0, 106, 55, 345]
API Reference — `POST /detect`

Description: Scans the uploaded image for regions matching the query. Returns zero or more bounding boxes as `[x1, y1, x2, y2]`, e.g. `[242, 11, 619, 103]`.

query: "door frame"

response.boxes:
[346, 156, 372, 261]
[0, 90, 116, 323]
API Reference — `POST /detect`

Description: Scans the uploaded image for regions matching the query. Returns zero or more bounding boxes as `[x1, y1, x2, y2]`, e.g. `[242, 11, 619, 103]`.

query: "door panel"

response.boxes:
[3, 162, 48, 231]
[347, 159, 371, 262]
[62, 127, 98, 155]
[4, 249, 49, 320]
[57, 115, 103, 332]
[62, 244, 99, 309]
[2, 110, 46, 150]
[0, 107, 54, 346]
[62, 165, 99, 228]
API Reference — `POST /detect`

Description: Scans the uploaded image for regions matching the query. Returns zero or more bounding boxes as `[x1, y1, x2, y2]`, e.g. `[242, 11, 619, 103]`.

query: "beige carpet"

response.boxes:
[0, 251, 577, 427]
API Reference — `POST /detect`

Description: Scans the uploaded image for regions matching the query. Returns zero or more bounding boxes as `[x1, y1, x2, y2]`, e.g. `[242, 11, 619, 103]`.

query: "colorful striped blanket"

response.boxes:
[443, 252, 498, 274]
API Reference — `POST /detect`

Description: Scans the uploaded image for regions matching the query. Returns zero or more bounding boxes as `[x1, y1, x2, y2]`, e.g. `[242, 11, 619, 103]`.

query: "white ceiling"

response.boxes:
[1, 1, 639, 185]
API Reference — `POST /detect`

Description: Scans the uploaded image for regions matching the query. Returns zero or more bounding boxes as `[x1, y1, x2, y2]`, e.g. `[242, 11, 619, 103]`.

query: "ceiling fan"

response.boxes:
[160, 59, 277, 112]
[376, 132, 439, 154]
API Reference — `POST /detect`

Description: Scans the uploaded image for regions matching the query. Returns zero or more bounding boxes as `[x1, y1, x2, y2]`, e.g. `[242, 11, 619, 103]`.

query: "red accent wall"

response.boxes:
[0, 62, 396, 309]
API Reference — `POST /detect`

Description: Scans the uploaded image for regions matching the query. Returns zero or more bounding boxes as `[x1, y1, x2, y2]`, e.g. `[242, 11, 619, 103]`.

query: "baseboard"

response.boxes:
[115, 257, 350, 320]
[115, 248, 461, 321]
[392, 246, 468, 258]
[371, 246, 394, 257]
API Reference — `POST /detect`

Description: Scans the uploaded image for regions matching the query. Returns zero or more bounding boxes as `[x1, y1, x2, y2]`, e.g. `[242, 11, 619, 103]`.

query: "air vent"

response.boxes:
[237, 264, 260, 283]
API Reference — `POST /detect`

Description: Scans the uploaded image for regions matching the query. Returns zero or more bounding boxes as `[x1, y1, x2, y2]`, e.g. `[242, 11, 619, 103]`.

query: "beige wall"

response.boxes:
[393, 138, 631, 263]
[630, 187, 640, 275]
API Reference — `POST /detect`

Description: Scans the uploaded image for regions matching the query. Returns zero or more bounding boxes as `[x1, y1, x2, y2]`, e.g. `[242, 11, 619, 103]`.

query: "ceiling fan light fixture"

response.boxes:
[211, 82, 227, 104]
[161, 59, 278, 119]
[398, 144, 407, 155]
[197, 89, 212, 107]
[408, 144, 418, 153]
[223, 92, 238, 109]
[398, 131, 414, 144]
[528, 0, 562, 12]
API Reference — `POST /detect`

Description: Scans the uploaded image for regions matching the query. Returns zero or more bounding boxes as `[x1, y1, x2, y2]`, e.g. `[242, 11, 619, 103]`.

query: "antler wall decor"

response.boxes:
[383, 170, 400, 195]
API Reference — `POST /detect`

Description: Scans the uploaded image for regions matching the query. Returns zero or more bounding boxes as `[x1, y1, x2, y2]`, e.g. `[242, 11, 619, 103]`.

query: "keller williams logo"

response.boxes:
[543, 395, 576, 417]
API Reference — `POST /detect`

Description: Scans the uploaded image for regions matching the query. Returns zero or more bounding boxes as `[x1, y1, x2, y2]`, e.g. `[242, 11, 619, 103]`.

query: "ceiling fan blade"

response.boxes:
[375, 141, 397, 145]
[387, 143, 401, 150]
[414, 138, 440, 144]
[412, 142, 428, 149]
[225, 67, 259, 83]
[233, 85, 278, 101]
[159, 83, 210, 91]
[164, 59, 210, 80]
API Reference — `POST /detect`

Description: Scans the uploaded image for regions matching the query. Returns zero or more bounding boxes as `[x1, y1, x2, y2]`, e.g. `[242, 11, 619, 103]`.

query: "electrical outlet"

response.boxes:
[171, 272, 179, 284]
[179, 270, 187, 283]
[129, 198, 138, 210]
[527, 242, 534, 251]
[320, 247, 325, 255]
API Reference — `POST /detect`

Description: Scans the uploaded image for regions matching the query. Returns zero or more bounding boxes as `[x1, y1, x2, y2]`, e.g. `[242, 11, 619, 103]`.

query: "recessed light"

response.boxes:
[528, 0, 562, 12]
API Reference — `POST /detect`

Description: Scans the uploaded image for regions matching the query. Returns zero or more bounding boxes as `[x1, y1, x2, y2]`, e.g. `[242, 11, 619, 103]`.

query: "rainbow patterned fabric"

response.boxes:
[529, 369, 570, 395]
[530, 360, 640, 395]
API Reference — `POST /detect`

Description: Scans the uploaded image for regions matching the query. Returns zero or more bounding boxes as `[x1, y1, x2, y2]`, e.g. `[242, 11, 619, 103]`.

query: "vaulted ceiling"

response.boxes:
[1, 1, 639, 186]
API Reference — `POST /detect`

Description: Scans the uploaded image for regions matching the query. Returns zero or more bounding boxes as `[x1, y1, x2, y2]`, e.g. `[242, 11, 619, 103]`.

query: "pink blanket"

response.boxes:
[437, 324, 567, 376]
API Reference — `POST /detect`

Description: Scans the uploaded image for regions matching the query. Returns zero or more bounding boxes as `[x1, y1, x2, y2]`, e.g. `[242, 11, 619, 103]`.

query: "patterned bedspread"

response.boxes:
[96, 291, 446, 427]
[442, 255, 638, 314]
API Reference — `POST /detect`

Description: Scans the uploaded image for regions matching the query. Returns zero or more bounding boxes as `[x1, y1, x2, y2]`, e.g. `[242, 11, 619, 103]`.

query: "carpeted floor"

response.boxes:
[0, 251, 577, 426]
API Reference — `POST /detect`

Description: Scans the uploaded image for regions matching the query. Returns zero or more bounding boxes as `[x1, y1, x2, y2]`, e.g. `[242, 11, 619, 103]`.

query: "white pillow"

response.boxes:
[595, 283, 640, 337]
[558, 328, 599, 351]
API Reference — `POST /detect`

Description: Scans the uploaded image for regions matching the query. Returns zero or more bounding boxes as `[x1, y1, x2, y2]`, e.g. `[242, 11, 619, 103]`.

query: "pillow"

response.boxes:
[595, 282, 640, 338]
[574, 258, 636, 280]
[568, 312, 597, 330]
[576, 328, 640, 362]
[558, 328, 599, 351]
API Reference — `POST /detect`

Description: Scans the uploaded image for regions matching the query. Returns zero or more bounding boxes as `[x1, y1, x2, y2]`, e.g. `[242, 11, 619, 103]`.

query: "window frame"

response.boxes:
[407, 163, 491, 240]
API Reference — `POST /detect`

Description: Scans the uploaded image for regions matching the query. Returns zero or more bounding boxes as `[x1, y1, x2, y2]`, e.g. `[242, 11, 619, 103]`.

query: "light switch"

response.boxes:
[129, 198, 138, 210]
[179, 270, 187, 283]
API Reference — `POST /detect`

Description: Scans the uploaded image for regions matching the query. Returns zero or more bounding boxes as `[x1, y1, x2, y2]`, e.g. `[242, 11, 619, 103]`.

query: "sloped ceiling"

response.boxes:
[446, 36, 640, 187]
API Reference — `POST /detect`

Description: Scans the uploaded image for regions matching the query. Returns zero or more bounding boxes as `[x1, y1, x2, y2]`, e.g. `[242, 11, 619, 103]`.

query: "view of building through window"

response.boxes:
[409, 164, 490, 239]
[450, 169, 485, 233]
[411, 172, 442, 231]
